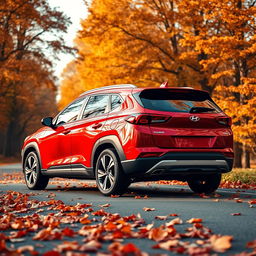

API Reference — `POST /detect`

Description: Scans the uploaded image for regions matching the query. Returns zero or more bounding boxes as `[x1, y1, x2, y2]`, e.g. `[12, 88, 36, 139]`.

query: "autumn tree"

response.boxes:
[59, 0, 231, 103]
[60, 0, 256, 167]
[0, 0, 73, 156]
[65, 0, 194, 92]
[190, 0, 256, 167]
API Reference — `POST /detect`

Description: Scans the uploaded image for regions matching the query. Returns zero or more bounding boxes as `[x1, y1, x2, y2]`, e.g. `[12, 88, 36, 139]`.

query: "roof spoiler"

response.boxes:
[160, 81, 194, 89]
[160, 81, 169, 88]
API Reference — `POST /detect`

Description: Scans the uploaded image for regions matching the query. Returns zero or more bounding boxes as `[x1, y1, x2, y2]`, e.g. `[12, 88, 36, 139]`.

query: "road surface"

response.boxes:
[0, 163, 22, 173]
[0, 163, 255, 255]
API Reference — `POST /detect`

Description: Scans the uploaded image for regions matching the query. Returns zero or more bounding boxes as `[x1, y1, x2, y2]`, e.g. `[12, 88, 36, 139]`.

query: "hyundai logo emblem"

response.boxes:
[190, 116, 200, 122]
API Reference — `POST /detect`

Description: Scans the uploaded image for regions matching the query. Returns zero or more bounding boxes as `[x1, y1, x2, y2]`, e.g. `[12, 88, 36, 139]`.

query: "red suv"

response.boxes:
[21, 84, 233, 196]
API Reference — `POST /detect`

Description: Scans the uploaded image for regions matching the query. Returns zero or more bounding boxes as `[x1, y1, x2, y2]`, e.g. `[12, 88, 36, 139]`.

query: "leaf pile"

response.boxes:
[1, 191, 254, 256]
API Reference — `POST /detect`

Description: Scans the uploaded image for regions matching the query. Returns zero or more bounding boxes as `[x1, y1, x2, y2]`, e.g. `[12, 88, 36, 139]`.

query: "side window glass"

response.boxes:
[82, 95, 109, 119]
[111, 95, 122, 111]
[56, 98, 85, 126]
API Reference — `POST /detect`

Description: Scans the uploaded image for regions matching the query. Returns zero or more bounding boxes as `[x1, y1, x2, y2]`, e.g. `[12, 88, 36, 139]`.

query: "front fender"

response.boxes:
[22, 142, 42, 170]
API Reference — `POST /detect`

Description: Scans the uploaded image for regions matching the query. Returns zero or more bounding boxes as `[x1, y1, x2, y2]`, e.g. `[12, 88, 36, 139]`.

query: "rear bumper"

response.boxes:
[121, 152, 233, 179]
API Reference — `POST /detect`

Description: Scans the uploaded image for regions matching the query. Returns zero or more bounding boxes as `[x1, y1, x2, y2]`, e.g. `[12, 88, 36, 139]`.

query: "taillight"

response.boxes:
[125, 114, 170, 125]
[216, 117, 232, 127]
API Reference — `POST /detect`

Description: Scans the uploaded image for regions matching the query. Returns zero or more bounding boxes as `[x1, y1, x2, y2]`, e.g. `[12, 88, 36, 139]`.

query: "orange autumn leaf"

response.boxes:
[79, 240, 102, 252]
[186, 218, 203, 224]
[247, 240, 256, 249]
[122, 243, 141, 254]
[210, 235, 233, 253]
[166, 218, 183, 226]
[56, 241, 80, 252]
[62, 227, 75, 237]
[110, 195, 120, 198]
[248, 199, 256, 205]
[104, 222, 117, 231]
[121, 225, 132, 234]
[43, 251, 61, 256]
[148, 227, 168, 242]
[99, 203, 111, 208]
[154, 240, 179, 250]
[155, 215, 168, 221]
[143, 207, 155, 212]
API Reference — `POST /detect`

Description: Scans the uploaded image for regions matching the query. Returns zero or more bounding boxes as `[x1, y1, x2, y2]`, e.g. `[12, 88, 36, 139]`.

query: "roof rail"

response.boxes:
[80, 84, 137, 96]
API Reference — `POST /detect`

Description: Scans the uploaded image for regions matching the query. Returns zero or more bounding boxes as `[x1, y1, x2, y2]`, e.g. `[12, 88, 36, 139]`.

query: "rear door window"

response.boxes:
[82, 95, 110, 119]
[133, 89, 221, 113]
[110, 94, 122, 111]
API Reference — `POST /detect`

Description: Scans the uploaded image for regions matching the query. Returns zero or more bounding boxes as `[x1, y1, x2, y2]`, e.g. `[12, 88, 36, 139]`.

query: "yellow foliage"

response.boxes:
[59, 0, 256, 151]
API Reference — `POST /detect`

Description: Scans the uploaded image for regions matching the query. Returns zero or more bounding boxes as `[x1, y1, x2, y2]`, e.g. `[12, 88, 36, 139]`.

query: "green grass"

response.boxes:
[222, 168, 256, 184]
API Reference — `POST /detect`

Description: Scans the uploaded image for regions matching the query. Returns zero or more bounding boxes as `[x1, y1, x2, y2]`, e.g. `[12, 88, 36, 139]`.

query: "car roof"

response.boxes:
[79, 84, 137, 97]
[78, 84, 208, 98]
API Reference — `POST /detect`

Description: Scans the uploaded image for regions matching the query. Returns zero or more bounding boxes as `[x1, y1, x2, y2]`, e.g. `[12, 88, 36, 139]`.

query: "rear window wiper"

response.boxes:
[189, 107, 215, 113]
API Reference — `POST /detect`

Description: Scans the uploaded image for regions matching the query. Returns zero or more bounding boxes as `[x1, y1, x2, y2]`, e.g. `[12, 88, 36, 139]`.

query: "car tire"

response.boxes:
[187, 173, 221, 194]
[24, 151, 49, 190]
[95, 148, 129, 196]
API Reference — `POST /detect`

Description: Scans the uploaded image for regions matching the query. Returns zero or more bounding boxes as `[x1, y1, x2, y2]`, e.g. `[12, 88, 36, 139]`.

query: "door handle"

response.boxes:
[62, 130, 71, 135]
[92, 123, 102, 129]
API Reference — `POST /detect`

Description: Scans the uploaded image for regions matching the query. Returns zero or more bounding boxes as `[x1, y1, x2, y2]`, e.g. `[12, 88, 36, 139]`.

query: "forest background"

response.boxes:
[1, 0, 256, 168]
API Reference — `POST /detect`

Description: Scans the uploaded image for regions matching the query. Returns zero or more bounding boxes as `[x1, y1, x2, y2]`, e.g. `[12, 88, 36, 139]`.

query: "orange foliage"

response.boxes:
[0, 0, 73, 156]
[59, 0, 256, 154]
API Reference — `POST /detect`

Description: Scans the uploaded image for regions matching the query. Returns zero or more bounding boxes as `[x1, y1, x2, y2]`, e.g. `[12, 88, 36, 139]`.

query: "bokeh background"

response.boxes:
[0, 0, 256, 168]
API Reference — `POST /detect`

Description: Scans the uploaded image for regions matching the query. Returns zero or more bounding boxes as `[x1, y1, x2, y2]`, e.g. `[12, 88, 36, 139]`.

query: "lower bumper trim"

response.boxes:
[121, 152, 233, 177]
[145, 159, 228, 175]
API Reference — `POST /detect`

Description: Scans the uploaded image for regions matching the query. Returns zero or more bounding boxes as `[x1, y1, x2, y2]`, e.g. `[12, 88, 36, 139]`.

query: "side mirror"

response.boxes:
[41, 117, 54, 128]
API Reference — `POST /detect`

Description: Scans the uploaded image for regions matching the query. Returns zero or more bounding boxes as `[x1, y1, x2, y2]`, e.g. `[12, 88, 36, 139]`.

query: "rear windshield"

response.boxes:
[133, 89, 221, 113]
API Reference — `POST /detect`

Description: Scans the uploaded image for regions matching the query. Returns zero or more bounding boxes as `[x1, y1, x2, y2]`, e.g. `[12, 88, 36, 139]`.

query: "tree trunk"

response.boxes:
[234, 141, 243, 168]
[3, 120, 21, 157]
[199, 76, 214, 96]
[3, 120, 15, 157]
[243, 145, 250, 168]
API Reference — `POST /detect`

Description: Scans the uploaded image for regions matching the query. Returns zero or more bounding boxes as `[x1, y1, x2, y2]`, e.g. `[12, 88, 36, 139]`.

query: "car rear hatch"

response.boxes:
[133, 88, 231, 149]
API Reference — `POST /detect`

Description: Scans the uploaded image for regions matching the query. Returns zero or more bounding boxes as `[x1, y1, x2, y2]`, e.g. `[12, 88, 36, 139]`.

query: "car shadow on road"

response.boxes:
[46, 183, 202, 199]
[44, 182, 254, 201]
[127, 185, 194, 198]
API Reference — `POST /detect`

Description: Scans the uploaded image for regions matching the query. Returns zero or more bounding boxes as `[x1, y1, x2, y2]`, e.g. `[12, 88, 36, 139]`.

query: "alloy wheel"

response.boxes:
[97, 154, 115, 191]
[25, 154, 38, 187]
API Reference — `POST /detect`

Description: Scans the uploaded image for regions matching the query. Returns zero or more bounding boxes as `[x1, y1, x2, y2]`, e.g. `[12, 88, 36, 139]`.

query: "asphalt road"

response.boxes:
[0, 163, 22, 173]
[0, 163, 256, 255]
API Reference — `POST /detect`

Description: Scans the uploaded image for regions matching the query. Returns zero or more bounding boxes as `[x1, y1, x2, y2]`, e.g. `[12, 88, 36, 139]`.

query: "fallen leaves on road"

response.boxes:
[186, 218, 203, 224]
[143, 207, 155, 212]
[0, 190, 255, 255]
[155, 215, 168, 221]
[248, 199, 256, 205]
[247, 240, 256, 249]
[166, 217, 183, 226]
[155, 179, 256, 190]
[169, 213, 179, 217]
[210, 235, 233, 253]
[99, 203, 111, 208]
[231, 213, 242, 216]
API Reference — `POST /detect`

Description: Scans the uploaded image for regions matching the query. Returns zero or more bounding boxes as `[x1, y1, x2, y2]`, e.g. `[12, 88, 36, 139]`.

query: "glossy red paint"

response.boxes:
[22, 86, 233, 174]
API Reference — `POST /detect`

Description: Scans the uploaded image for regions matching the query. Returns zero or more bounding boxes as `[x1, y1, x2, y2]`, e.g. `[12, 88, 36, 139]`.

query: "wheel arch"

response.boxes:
[22, 142, 42, 169]
[91, 135, 126, 171]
